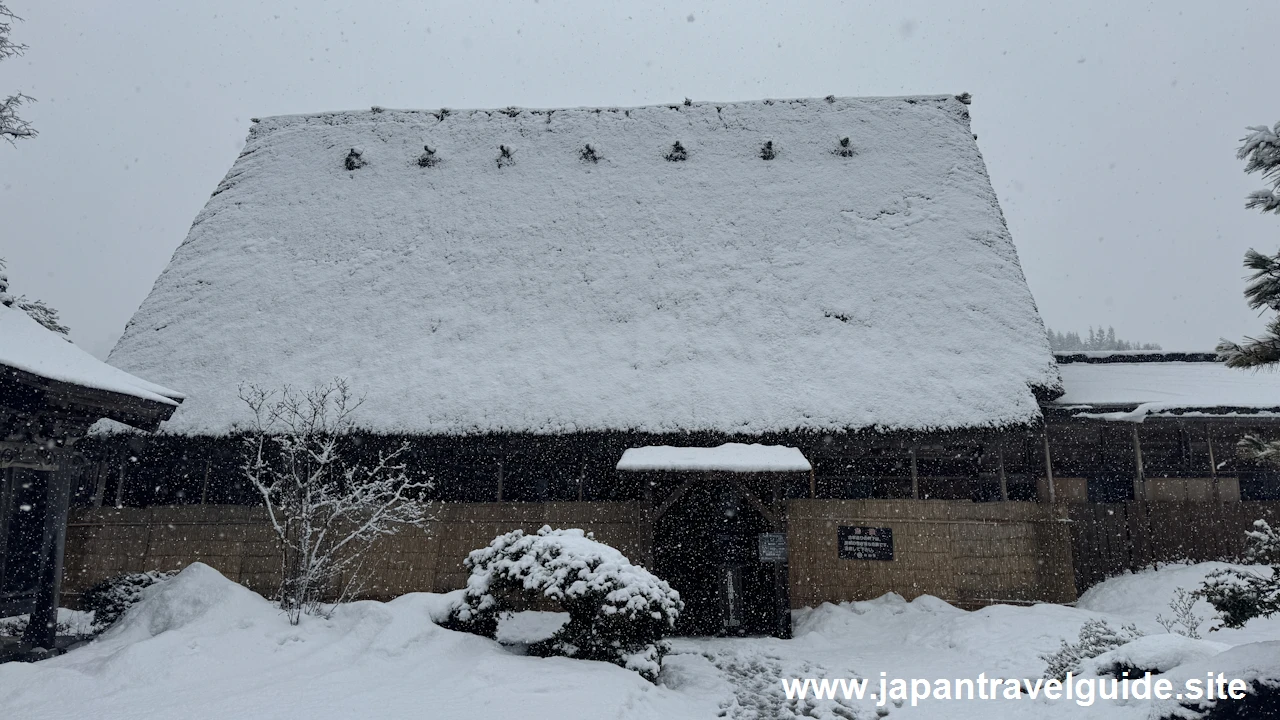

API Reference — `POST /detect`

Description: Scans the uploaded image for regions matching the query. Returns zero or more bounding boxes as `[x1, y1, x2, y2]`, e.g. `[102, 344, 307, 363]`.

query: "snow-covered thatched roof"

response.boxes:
[108, 96, 1059, 435]
[1051, 352, 1280, 420]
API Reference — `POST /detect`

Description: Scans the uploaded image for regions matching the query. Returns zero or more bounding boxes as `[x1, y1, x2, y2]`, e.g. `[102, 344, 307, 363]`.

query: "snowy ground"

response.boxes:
[1, 562, 1277, 720]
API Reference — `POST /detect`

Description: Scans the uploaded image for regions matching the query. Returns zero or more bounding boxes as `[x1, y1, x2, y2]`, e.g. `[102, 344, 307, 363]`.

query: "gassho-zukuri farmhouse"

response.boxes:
[6, 96, 1280, 638]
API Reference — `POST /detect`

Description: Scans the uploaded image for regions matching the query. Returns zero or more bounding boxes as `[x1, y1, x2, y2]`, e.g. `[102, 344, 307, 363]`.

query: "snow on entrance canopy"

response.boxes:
[0, 304, 182, 407]
[1051, 352, 1280, 421]
[616, 443, 812, 472]
[107, 96, 1059, 435]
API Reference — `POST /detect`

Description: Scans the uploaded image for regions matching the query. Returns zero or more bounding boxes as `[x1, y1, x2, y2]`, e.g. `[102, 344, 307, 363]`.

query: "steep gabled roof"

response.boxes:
[108, 96, 1059, 435]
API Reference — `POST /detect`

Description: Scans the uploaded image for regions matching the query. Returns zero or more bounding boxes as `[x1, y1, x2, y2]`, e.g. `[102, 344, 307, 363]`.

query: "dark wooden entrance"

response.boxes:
[629, 464, 799, 639]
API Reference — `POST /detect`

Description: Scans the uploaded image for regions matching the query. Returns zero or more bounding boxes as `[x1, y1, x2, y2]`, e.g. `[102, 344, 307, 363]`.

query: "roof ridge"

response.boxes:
[250, 94, 967, 126]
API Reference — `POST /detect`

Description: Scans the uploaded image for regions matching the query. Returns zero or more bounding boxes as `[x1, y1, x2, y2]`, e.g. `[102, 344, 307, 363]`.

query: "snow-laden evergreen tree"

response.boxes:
[0, 257, 70, 334]
[1218, 122, 1280, 466]
[1218, 122, 1280, 370]
[1046, 325, 1160, 351]
[1040, 618, 1144, 680]
[1196, 519, 1280, 629]
[239, 379, 434, 625]
[0, 3, 35, 144]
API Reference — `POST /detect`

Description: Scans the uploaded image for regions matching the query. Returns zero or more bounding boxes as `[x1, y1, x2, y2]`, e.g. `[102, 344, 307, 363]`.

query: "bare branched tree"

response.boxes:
[240, 379, 434, 625]
[0, 3, 36, 144]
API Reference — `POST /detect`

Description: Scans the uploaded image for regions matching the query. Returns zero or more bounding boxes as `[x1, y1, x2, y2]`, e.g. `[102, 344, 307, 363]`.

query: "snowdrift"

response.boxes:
[4, 561, 1280, 719]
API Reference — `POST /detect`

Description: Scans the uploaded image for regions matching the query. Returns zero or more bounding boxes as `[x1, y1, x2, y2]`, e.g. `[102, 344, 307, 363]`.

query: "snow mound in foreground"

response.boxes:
[103, 562, 265, 642]
[1083, 634, 1230, 677]
[791, 592, 962, 638]
[0, 563, 700, 720]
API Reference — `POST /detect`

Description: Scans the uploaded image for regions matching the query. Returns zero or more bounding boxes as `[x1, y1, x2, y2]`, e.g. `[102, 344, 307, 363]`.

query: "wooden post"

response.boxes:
[909, 447, 919, 500]
[808, 468, 815, 499]
[90, 462, 107, 508]
[199, 459, 211, 505]
[496, 461, 504, 502]
[1206, 427, 1221, 502]
[114, 463, 127, 508]
[24, 466, 73, 650]
[997, 447, 1008, 501]
[1042, 433, 1056, 504]
[0, 468, 12, 590]
[1132, 426, 1145, 502]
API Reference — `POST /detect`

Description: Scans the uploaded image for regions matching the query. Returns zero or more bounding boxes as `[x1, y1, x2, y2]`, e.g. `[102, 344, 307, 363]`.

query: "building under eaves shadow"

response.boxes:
[0, 302, 181, 657]
[76, 95, 1079, 636]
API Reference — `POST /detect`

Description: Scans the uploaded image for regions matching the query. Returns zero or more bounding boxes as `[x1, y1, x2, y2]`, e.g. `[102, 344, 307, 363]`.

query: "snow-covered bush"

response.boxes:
[1085, 634, 1227, 679]
[1041, 618, 1144, 680]
[1196, 519, 1280, 629]
[0, 612, 93, 640]
[1153, 641, 1280, 720]
[448, 526, 683, 682]
[664, 140, 687, 162]
[80, 570, 175, 633]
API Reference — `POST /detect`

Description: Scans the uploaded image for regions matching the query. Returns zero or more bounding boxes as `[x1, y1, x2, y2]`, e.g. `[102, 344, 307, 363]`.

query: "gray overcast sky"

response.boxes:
[2, 0, 1277, 358]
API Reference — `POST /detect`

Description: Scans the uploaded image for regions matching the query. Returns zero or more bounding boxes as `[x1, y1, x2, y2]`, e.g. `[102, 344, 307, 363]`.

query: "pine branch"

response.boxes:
[1237, 434, 1280, 467]
[1216, 335, 1280, 369]
[1243, 249, 1280, 312]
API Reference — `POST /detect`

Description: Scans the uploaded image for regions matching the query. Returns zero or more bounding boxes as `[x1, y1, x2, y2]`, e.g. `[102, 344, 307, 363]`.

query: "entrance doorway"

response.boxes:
[652, 478, 786, 636]
[617, 444, 809, 638]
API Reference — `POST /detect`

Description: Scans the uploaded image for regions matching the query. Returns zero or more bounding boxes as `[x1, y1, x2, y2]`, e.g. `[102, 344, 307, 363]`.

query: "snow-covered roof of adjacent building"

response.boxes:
[107, 96, 1059, 435]
[1, 304, 183, 407]
[616, 443, 812, 472]
[1050, 351, 1280, 421]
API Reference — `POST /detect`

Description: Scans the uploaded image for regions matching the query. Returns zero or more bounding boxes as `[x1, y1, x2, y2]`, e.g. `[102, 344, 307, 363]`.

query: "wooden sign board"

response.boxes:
[757, 532, 788, 563]
[838, 526, 894, 561]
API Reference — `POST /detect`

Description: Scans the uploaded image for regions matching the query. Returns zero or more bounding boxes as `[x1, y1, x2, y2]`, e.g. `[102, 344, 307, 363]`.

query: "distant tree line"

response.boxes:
[1047, 326, 1161, 352]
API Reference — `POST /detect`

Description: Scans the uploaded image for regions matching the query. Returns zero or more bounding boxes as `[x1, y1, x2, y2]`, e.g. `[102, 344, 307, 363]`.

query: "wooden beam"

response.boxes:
[1132, 425, 1145, 502]
[91, 461, 107, 508]
[496, 461, 504, 502]
[1207, 427, 1220, 502]
[909, 447, 919, 500]
[726, 475, 781, 530]
[997, 447, 1008, 501]
[652, 478, 695, 522]
[115, 463, 127, 508]
[199, 459, 211, 505]
[1042, 433, 1056, 504]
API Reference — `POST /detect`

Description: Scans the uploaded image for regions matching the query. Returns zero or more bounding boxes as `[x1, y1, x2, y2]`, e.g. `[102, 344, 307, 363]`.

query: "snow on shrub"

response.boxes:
[448, 526, 683, 682]
[1041, 618, 1144, 680]
[80, 570, 175, 633]
[1196, 519, 1280, 629]
[1084, 634, 1228, 679]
